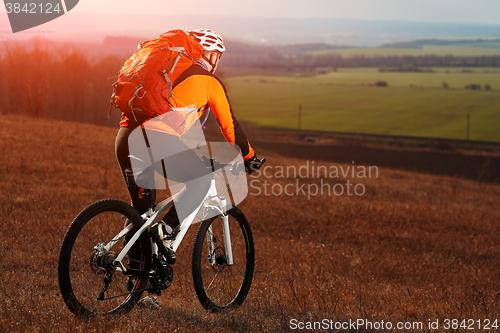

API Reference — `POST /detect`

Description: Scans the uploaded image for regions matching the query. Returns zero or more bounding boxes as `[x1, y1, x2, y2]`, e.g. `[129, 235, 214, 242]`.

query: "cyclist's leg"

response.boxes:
[160, 151, 211, 227]
[115, 126, 156, 215]
[143, 130, 212, 227]
[115, 126, 156, 271]
[117, 127, 211, 234]
[159, 204, 179, 231]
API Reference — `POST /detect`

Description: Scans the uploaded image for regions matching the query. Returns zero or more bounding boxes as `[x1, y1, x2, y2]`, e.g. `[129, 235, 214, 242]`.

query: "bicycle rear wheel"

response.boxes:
[192, 206, 255, 312]
[58, 199, 151, 317]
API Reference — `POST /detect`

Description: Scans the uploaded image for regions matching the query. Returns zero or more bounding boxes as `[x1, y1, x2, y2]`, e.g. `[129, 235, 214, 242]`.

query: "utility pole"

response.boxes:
[298, 104, 302, 130]
[466, 112, 470, 140]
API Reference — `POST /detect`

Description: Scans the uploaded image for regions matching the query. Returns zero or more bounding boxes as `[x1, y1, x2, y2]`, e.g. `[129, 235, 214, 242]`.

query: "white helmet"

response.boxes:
[188, 29, 225, 53]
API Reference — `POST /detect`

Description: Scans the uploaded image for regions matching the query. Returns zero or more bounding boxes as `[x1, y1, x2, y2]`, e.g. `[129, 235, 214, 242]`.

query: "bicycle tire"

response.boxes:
[58, 199, 151, 317]
[192, 206, 255, 312]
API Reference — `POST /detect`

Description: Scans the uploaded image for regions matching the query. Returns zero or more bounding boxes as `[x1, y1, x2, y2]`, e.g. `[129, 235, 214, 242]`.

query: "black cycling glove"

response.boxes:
[244, 155, 266, 174]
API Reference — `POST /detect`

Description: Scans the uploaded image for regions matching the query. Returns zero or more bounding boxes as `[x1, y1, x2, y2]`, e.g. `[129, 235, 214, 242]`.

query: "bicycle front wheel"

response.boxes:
[58, 199, 151, 317]
[192, 206, 255, 312]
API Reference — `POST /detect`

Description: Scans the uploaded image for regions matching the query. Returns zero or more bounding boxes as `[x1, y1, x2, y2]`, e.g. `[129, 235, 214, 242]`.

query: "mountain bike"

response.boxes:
[58, 155, 263, 316]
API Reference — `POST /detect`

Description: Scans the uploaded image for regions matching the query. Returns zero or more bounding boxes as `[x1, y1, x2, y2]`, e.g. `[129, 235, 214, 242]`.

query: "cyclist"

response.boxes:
[115, 29, 264, 264]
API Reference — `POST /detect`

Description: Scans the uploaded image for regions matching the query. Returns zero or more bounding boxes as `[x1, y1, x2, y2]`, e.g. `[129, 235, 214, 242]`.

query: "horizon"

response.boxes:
[1, 0, 500, 45]
[2, 14, 500, 48]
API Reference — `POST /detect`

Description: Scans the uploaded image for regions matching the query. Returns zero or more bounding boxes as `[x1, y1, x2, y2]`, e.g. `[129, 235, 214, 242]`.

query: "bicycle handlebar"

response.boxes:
[201, 155, 245, 175]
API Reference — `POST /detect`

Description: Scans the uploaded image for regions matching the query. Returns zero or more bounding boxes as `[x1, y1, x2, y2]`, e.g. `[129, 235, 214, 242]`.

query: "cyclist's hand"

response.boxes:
[244, 155, 266, 175]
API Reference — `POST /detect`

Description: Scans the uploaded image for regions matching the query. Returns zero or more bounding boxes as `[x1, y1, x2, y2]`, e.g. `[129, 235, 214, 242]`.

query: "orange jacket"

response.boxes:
[120, 64, 255, 160]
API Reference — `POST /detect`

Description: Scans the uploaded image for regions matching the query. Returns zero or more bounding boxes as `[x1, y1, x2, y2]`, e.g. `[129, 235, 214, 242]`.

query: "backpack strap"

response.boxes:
[161, 46, 198, 103]
[172, 64, 219, 90]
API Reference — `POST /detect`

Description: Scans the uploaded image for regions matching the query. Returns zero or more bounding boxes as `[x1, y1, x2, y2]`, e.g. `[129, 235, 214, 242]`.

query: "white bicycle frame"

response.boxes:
[109, 175, 233, 275]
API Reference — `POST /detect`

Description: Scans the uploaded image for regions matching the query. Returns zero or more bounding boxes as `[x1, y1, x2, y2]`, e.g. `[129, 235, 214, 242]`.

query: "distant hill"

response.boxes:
[12, 35, 493, 59]
[3, 14, 500, 47]
[91, 37, 353, 57]
[381, 38, 500, 49]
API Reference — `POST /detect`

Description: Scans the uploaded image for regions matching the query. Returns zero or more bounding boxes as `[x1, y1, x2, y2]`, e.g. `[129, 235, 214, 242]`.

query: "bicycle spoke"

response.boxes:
[74, 269, 102, 302]
[192, 207, 254, 311]
[205, 271, 220, 292]
[232, 229, 242, 251]
[74, 236, 97, 252]
[59, 200, 151, 316]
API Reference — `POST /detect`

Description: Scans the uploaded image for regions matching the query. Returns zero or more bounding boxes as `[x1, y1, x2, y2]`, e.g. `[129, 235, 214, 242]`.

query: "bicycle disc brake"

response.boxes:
[210, 246, 227, 273]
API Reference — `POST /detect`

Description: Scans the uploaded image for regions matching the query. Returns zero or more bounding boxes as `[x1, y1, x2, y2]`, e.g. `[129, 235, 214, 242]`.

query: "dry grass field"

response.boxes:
[0, 114, 499, 332]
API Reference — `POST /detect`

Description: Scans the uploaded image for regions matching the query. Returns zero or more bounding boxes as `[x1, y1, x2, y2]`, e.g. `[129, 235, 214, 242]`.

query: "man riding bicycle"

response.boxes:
[115, 29, 264, 264]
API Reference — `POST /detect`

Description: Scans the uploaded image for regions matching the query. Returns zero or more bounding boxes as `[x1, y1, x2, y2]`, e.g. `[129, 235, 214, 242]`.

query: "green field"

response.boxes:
[311, 42, 500, 57]
[300, 67, 500, 89]
[225, 68, 500, 142]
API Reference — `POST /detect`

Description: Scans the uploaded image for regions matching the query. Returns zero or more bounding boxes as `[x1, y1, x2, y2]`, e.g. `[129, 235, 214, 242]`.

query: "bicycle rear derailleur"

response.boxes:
[89, 245, 118, 300]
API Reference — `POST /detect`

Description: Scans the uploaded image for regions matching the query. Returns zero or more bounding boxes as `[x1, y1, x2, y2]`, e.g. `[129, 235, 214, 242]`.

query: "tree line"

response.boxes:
[222, 52, 500, 71]
[0, 39, 125, 127]
[1, 39, 499, 127]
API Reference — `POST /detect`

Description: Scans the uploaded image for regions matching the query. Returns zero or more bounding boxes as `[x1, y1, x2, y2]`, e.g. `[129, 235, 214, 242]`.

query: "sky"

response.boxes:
[0, 0, 499, 24]
[1, 0, 500, 45]
[66, 0, 500, 25]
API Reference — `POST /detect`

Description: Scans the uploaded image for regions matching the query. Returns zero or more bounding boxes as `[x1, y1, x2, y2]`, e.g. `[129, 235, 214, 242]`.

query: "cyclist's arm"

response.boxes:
[206, 77, 255, 159]
[171, 66, 255, 159]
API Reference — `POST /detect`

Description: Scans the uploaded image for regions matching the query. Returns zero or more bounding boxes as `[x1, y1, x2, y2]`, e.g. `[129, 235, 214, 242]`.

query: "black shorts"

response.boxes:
[115, 124, 211, 222]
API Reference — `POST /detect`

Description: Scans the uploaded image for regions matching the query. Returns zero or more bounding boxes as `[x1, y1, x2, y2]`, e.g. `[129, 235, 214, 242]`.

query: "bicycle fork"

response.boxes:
[221, 212, 234, 265]
[206, 196, 234, 266]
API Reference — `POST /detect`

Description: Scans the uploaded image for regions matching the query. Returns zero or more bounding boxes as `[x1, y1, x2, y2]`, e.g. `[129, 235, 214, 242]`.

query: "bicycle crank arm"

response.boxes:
[123, 268, 151, 278]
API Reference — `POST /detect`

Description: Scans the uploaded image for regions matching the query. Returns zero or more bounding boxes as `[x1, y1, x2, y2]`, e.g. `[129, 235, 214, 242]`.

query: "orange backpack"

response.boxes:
[110, 30, 203, 119]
